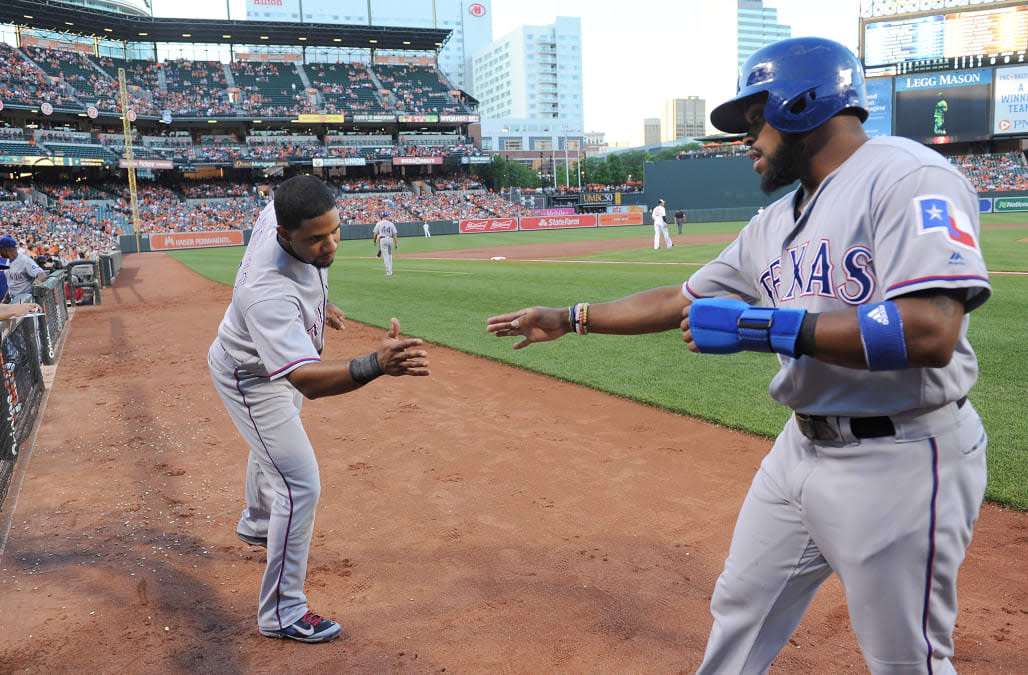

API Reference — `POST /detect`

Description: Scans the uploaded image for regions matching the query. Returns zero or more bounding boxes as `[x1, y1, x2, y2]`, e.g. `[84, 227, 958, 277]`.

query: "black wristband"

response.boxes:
[349, 352, 383, 385]
[795, 312, 819, 356]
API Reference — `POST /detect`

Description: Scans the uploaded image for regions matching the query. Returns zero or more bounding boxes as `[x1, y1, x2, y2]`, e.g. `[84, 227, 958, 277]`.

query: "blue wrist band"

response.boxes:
[690, 298, 807, 357]
[857, 300, 908, 371]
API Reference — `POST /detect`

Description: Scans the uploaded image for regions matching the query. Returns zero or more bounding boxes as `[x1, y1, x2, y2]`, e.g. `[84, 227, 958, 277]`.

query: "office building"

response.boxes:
[470, 16, 584, 130]
[737, 0, 790, 66]
[243, 0, 493, 92]
[644, 118, 661, 146]
[663, 97, 706, 141]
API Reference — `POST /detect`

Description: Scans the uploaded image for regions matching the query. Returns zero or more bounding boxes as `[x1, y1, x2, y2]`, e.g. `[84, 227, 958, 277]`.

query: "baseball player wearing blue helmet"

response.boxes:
[488, 36, 989, 673]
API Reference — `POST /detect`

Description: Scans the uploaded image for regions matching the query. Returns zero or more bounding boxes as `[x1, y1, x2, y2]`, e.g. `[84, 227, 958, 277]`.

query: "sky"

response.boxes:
[150, 0, 866, 146]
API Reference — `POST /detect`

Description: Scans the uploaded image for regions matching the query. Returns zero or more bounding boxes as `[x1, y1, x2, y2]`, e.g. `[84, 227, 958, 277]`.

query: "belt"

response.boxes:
[795, 397, 966, 442]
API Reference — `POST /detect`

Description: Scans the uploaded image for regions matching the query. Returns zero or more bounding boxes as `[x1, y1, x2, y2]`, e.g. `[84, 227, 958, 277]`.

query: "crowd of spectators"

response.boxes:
[677, 144, 751, 159]
[0, 199, 118, 260]
[310, 63, 384, 114]
[0, 43, 76, 109]
[950, 152, 1028, 192]
[376, 65, 467, 114]
[163, 59, 235, 116]
[335, 177, 408, 193]
[431, 175, 483, 191]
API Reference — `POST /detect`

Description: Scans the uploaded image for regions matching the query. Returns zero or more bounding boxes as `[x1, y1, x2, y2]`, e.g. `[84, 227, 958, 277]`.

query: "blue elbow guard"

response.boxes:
[689, 298, 807, 357]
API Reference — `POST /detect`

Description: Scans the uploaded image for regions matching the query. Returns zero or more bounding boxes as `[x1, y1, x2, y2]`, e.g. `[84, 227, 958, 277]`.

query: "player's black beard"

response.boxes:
[760, 134, 807, 194]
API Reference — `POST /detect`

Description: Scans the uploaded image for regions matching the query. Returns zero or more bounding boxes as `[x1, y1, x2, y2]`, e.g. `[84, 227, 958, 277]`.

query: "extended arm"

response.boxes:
[287, 318, 429, 398]
[682, 289, 967, 370]
[487, 285, 689, 349]
[0, 302, 43, 320]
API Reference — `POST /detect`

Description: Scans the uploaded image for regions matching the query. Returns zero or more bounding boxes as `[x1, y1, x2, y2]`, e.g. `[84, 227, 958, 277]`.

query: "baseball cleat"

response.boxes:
[260, 610, 342, 643]
[236, 532, 268, 548]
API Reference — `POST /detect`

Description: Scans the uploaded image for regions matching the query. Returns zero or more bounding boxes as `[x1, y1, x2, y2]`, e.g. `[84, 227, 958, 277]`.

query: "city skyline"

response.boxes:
[146, 0, 864, 146]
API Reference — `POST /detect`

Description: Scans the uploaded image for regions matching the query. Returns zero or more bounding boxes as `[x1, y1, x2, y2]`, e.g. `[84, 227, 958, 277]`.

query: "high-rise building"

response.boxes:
[470, 16, 584, 130]
[243, 0, 493, 92]
[643, 118, 661, 146]
[584, 130, 607, 156]
[737, 0, 790, 66]
[663, 97, 706, 141]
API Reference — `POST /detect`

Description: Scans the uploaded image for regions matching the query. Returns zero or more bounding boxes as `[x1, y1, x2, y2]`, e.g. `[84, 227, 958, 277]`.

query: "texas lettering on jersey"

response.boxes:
[759, 240, 876, 307]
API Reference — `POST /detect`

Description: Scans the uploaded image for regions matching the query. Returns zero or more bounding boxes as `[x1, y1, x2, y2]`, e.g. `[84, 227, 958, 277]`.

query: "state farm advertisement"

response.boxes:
[150, 230, 245, 250]
[518, 214, 598, 230]
[598, 212, 644, 226]
[459, 218, 518, 233]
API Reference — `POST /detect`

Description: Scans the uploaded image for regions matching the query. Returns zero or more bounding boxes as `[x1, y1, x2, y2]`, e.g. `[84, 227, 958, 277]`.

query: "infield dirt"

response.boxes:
[0, 248, 1025, 673]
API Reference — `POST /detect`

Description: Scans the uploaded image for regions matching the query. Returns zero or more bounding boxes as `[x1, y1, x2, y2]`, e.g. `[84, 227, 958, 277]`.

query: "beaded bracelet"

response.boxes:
[568, 302, 590, 335]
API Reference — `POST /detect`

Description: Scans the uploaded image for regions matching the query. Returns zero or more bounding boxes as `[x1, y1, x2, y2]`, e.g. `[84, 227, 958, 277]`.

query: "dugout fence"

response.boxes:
[0, 315, 45, 511]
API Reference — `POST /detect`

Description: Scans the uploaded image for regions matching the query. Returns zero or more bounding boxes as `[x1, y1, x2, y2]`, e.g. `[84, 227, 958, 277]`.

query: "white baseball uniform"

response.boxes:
[684, 136, 991, 673]
[652, 204, 672, 249]
[423, 222, 431, 238]
[373, 219, 397, 275]
[208, 201, 329, 633]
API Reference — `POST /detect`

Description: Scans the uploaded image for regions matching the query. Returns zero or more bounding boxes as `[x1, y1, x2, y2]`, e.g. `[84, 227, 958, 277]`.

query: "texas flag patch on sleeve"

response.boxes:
[914, 195, 978, 250]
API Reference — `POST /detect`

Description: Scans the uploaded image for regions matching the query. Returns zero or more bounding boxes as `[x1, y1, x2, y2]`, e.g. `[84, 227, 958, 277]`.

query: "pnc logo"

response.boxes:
[469, 3, 486, 17]
[998, 119, 1011, 131]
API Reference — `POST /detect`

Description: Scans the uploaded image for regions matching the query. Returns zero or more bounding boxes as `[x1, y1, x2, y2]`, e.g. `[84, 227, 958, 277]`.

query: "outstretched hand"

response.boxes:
[326, 302, 346, 330]
[486, 306, 568, 349]
[376, 317, 430, 376]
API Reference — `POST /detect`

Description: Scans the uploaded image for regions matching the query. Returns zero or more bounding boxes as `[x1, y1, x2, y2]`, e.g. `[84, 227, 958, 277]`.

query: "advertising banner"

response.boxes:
[894, 69, 992, 144]
[598, 212, 644, 227]
[392, 157, 443, 165]
[459, 218, 518, 233]
[397, 114, 440, 123]
[352, 114, 396, 123]
[312, 157, 366, 167]
[0, 155, 104, 167]
[234, 160, 288, 168]
[374, 55, 436, 67]
[461, 156, 491, 164]
[863, 77, 894, 138]
[236, 52, 303, 62]
[581, 192, 615, 203]
[440, 114, 481, 123]
[993, 196, 1028, 212]
[519, 214, 598, 230]
[533, 208, 576, 216]
[119, 159, 174, 169]
[149, 230, 245, 250]
[607, 205, 647, 213]
[993, 65, 1028, 135]
[294, 113, 345, 123]
[978, 198, 993, 213]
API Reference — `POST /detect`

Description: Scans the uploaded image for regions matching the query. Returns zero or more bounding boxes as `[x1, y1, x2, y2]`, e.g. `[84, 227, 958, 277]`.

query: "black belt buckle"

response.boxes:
[795, 413, 838, 442]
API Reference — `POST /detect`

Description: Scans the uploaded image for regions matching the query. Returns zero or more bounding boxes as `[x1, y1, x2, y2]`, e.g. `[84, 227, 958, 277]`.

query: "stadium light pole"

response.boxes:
[563, 122, 570, 189]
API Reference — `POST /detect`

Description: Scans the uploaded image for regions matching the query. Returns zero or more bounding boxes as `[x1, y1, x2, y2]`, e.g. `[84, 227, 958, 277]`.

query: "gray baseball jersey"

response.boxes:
[683, 136, 991, 416]
[208, 200, 329, 632]
[373, 219, 397, 274]
[216, 202, 327, 379]
[687, 135, 991, 673]
[5, 253, 47, 298]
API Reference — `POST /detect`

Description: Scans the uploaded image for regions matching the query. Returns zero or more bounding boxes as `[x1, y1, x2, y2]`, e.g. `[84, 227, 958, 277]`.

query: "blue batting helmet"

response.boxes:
[711, 37, 867, 135]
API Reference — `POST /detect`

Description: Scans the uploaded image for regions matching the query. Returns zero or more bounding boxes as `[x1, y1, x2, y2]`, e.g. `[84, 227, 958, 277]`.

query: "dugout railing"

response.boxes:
[32, 272, 70, 365]
[0, 315, 45, 511]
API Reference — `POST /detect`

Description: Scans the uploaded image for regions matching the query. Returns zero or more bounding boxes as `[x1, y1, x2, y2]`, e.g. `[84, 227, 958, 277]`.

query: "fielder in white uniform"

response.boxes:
[488, 38, 990, 674]
[423, 221, 431, 238]
[652, 199, 673, 249]
[373, 215, 398, 275]
[208, 176, 430, 642]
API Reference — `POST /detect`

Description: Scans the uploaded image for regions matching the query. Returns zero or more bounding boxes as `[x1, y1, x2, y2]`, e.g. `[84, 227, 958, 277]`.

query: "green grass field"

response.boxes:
[172, 213, 1028, 509]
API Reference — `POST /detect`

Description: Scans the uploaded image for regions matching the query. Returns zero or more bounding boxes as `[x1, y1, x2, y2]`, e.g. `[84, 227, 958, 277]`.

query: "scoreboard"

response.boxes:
[862, 3, 1028, 72]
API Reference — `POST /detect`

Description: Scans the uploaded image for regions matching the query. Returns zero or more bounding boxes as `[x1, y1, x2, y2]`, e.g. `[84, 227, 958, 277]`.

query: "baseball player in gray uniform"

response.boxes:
[208, 176, 430, 642]
[487, 38, 990, 673]
[0, 236, 47, 299]
[373, 214, 398, 275]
